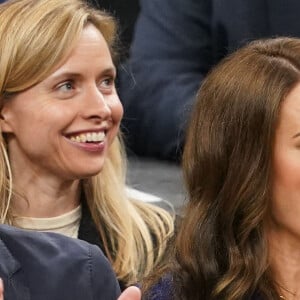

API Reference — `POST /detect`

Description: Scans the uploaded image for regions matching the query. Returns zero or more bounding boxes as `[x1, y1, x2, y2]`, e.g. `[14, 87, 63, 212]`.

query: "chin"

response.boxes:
[70, 161, 105, 179]
[80, 168, 103, 178]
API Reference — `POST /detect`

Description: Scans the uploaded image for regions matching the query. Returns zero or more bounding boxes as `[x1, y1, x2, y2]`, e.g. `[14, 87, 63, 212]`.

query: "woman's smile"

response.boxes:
[65, 130, 107, 153]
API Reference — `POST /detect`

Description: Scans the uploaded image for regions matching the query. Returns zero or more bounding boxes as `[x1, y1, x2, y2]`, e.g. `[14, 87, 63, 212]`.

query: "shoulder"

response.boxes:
[0, 223, 96, 259]
[0, 224, 120, 300]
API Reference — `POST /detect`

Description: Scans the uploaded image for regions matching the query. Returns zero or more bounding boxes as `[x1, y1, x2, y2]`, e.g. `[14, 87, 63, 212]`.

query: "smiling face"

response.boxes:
[1, 24, 123, 181]
[271, 82, 300, 241]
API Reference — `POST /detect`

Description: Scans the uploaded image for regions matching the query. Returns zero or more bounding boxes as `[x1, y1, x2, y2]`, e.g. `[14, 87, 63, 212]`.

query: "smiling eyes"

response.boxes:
[55, 76, 116, 99]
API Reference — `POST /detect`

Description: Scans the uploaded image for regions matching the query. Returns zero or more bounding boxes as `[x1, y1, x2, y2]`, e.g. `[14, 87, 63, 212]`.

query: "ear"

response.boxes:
[0, 104, 14, 133]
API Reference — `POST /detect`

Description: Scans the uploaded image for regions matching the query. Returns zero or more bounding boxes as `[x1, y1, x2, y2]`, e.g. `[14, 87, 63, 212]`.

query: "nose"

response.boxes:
[81, 85, 111, 121]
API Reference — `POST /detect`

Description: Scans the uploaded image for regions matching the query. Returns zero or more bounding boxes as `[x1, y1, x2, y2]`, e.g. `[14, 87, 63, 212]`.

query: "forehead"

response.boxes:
[51, 24, 114, 75]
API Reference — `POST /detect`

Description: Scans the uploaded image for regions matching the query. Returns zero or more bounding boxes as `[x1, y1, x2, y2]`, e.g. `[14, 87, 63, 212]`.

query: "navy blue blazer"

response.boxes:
[119, 0, 300, 160]
[0, 224, 121, 300]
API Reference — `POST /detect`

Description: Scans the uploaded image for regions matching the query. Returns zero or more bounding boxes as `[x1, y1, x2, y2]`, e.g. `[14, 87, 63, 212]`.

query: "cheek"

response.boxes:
[273, 149, 300, 190]
[271, 149, 300, 223]
[11, 112, 42, 137]
[110, 98, 123, 124]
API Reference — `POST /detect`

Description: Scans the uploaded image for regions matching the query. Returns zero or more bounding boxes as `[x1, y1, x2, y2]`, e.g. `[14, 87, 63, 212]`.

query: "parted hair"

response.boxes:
[175, 37, 300, 299]
[0, 0, 174, 285]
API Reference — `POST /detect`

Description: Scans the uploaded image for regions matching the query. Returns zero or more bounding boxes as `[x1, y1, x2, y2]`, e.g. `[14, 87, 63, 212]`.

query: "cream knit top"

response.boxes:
[15, 205, 82, 238]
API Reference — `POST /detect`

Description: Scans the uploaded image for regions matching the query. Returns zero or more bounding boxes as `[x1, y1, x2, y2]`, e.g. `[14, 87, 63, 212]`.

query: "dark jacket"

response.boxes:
[78, 200, 127, 291]
[119, 0, 300, 161]
[0, 224, 121, 300]
[78, 199, 167, 291]
[86, 0, 140, 61]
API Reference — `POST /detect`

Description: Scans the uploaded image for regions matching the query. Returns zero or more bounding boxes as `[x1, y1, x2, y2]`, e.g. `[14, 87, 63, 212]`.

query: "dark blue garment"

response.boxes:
[119, 0, 300, 161]
[144, 276, 263, 300]
[0, 224, 121, 300]
[144, 276, 174, 300]
[87, 0, 139, 61]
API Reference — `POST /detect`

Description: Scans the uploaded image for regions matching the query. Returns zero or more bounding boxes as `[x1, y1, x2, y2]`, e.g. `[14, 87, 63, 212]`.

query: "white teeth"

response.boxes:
[92, 132, 97, 141]
[80, 134, 87, 143]
[69, 132, 105, 143]
[86, 133, 92, 142]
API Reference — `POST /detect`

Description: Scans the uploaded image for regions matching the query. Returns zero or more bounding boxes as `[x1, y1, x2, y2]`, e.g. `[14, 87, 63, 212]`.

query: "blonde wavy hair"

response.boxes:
[0, 0, 174, 285]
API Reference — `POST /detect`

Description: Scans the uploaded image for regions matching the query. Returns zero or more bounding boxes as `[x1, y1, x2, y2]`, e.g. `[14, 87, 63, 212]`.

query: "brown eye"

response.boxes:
[101, 77, 114, 88]
[98, 77, 115, 95]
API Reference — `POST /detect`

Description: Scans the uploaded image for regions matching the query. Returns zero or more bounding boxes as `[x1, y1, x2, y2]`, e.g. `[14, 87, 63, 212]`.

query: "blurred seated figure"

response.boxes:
[119, 0, 300, 161]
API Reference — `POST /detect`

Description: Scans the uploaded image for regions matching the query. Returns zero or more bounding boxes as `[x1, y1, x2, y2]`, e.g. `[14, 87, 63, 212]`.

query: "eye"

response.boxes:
[53, 80, 77, 99]
[99, 76, 115, 91]
[57, 81, 75, 92]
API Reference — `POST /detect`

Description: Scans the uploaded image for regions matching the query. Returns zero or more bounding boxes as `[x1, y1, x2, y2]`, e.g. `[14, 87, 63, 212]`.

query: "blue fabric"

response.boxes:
[119, 0, 300, 160]
[144, 276, 263, 300]
[144, 276, 174, 300]
[0, 224, 121, 300]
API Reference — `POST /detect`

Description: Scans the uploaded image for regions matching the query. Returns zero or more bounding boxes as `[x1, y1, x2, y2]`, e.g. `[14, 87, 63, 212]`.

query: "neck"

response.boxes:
[11, 174, 81, 218]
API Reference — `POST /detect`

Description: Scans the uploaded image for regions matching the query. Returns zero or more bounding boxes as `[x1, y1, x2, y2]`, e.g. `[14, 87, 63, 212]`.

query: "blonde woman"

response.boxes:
[0, 0, 174, 290]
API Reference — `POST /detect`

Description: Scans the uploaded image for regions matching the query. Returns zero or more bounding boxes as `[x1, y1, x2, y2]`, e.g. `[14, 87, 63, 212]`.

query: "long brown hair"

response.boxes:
[175, 38, 300, 300]
[175, 38, 300, 299]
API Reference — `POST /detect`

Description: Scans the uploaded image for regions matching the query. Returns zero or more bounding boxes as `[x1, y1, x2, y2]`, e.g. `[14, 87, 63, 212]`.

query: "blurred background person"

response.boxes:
[119, 0, 300, 161]
[87, 0, 140, 63]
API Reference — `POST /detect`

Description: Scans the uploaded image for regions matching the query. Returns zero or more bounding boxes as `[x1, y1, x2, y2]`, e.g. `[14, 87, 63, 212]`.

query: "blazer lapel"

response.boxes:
[0, 237, 30, 300]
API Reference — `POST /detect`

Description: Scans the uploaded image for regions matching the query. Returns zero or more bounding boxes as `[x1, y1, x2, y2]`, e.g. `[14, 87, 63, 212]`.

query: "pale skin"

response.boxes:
[0, 281, 141, 300]
[268, 82, 300, 299]
[0, 24, 123, 217]
[118, 287, 141, 300]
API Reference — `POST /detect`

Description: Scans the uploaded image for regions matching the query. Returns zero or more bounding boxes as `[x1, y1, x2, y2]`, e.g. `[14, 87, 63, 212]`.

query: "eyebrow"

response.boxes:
[49, 67, 117, 81]
[292, 132, 300, 138]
